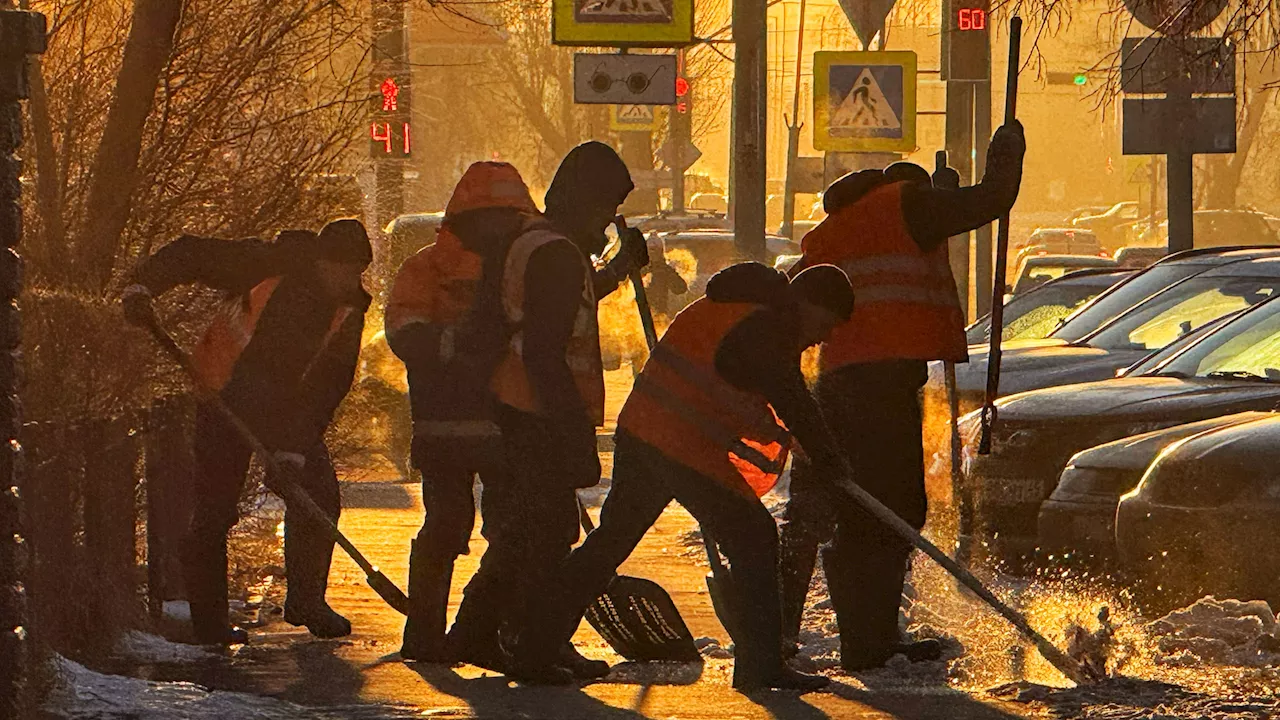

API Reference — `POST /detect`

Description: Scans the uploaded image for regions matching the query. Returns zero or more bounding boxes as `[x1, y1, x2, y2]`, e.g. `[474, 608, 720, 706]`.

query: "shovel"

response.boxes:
[614, 214, 744, 646]
[578, 497, 700, 662]
[137, 310, 411, 616]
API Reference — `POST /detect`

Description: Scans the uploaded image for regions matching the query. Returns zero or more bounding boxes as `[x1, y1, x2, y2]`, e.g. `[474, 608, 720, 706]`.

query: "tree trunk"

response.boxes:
[74, 0, 182, 292]
[25, 56, 65, 280]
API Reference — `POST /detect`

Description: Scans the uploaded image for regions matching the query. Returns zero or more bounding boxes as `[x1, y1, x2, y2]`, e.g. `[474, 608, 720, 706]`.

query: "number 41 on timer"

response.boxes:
[370, 122, 411, 155]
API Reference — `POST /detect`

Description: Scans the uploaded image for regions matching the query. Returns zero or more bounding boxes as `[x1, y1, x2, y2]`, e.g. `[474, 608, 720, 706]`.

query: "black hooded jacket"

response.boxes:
[132, 234, 371, 452]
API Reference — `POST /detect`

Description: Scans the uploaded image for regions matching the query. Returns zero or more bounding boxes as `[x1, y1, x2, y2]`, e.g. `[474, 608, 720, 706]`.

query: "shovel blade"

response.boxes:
[585, 575, 700, 663]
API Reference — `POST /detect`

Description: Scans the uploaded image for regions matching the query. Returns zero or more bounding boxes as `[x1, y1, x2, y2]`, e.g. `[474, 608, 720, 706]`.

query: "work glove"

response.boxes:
[121, 284, 156, 327]
[266, 451, 307, 493]
[615, 225, 651, 276]
[987, 120, 1027, 176]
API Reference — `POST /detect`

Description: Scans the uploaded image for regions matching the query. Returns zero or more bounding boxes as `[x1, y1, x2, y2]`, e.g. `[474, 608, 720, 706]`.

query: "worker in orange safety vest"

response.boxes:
[385, 162, 550, 662]
[777, 121, 1025, 671]
[513, 262, 855, 692]
[122, 220, 373, 646]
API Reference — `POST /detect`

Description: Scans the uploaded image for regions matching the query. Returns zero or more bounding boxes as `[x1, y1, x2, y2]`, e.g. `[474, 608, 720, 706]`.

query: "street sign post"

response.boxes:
[610, 103, 661, 132]
[552, 0, 694, 47]
[1120, 35, 1236, 253]
[813, 51, 917, 153]
[823, 151, 901, 187]
[574, 53, 677, 104]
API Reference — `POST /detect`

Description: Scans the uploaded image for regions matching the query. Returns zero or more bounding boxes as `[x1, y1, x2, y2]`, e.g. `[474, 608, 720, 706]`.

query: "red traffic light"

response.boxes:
[675, 77, 689, 97]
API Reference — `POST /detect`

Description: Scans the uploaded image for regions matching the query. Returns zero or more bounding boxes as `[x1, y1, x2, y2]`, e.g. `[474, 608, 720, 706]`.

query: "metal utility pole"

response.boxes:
[781, 0, 807, 239]
[973, 78, 993, 317]
[732, 0, 768, 261]
[371, 0, 409, 228]
[945, 80, 973, 318]
[670, 49, 691, 214]
[0, 8, 45, 716]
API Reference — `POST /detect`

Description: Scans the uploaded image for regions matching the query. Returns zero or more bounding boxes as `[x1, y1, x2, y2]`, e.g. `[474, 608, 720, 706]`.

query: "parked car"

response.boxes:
[1011, 255, 1119, 295]
[631, 209, 730, 234]
[967, 269, 1131, 345]
[945, 248, 1280, 404]
[661, 230, 798, 296]
[1118, 413, 1280, 610]
[1071, 201, 1141, 249]
[689, 193, 728, 214]
[1114, 246, 1167, 269]
[1014, 228, 1102, 264]
[961, 292, 1280, 565]
[1038, 411, 1272, 567]
[1133, 209, 1280, 248]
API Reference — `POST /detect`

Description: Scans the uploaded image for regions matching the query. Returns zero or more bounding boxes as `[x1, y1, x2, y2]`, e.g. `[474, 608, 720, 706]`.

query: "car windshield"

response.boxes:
[1052, 263, 1209, 343]
[1160, 300, 1280, 380]
[1085, 276, 1279, 352]
[968, 280, 1110, 344]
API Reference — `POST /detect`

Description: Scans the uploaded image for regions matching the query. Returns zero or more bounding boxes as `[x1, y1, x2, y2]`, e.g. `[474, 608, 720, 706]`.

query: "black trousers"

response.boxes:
[778, 361, 927, 659]
[411, 439, 481, 561]
[185, 403, 341, 640]
[522, 432, 785, 684]
[448, 407, 583, 648]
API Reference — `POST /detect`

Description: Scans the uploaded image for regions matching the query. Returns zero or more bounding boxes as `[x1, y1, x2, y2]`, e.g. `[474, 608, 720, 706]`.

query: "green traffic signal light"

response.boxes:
[1073, 73, 1088, 86]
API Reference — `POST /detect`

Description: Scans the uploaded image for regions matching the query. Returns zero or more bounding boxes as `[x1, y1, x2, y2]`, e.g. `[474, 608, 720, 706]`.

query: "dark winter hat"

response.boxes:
[884, 161, 930, 186]
[705, 262, 791, 305]
[823, 168, 887, 214]
[317, 219, 373, 266]
[544, 141, 635, 213]
[791, 264, 855, 321]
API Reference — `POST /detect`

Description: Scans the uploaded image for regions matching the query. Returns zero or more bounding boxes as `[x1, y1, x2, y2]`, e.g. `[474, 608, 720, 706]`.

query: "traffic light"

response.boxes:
[1046, 71, 1090, 86]
[675, 75, 689, 114]
[945, 0, 989, 81]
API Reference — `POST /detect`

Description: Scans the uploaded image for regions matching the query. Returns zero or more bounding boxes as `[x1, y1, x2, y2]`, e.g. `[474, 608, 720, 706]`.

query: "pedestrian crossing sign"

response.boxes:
[814, 51, 917, 153]
[552, 0, 694, 47]
[610, 103, 661, 131]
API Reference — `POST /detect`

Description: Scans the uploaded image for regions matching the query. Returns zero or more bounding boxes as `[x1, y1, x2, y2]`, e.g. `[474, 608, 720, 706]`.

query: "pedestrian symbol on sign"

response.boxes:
[814, 51, 916, 152]
[829, 67, 902, 135]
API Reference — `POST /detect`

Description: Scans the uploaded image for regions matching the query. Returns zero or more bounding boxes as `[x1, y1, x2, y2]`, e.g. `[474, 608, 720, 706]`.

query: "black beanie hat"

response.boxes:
[791, 264, 855, 321]
[884, 161, 930, 186]
[823, 168, 888, 214]
[316, 219, 372, 266]
[545, 141, 635, 213]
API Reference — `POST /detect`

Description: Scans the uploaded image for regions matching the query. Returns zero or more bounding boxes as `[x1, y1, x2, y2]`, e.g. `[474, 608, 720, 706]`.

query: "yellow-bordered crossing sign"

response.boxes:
[610, 104, 662, 132]
[814, 51, 917, 153]
[552, 0, 694, 47]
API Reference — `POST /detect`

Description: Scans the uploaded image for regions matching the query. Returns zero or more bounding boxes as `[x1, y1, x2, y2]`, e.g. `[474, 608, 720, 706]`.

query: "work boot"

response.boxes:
[505, 658, 576, 686]
[447, 628, 510, 674]
[401, 541, 455, 663]
[184, 532, 245, 645]
[892, 638, 943, 663]
[777, 523, 820, 660]
[734, 666, 830, 693]
[283, 515, 352, 639]
[557, 642, 611, 680]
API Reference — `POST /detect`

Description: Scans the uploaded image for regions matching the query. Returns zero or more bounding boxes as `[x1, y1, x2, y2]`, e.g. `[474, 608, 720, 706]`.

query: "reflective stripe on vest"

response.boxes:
[491, 229, 606, 425]
[618, 298, 791, 496]
[798, 182, 968, 368]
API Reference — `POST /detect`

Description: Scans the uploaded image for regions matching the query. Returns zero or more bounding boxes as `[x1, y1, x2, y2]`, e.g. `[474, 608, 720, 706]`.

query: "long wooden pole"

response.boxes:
[977, 16, 1023, 456]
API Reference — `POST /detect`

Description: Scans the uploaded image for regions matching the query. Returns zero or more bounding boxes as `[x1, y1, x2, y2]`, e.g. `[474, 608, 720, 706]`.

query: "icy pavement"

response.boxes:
[43, 656, 423, 719]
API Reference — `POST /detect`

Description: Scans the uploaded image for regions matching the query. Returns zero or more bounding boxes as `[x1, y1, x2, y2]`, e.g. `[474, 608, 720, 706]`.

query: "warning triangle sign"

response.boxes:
[579, 0, 670, 19]
[617, 104, 654, 121]
[830, 69, 900, 130]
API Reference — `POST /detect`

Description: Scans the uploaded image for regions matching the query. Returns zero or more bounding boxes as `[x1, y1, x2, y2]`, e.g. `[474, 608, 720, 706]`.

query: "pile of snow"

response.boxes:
[44, 656, 420, 719]
[114, 631, 215, 664]
[988, 677, 1279, 720]
[1145, 597, 1280, 668]
[695, 636, 734, 659]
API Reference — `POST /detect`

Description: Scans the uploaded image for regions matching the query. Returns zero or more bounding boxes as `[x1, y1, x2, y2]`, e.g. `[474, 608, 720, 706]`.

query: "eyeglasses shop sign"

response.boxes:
[573, 53, 678, 105]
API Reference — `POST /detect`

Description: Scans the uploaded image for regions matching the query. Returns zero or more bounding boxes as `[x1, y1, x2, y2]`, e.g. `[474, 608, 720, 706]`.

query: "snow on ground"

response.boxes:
[113, 631, 216, 665]
[1145, 597, 1280, 669]
[43, 656, 422, 720]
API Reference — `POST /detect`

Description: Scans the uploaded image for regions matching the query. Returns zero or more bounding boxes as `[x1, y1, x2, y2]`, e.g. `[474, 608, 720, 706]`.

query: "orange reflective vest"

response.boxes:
[618, 299, 791, 497]
[192, 277, 353, 394]
[801, 181, 967, 372]
[491, 229, 606, 426]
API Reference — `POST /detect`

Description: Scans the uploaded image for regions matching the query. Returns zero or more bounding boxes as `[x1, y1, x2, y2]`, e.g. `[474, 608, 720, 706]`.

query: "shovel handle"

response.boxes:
[138, 309, 410, 615]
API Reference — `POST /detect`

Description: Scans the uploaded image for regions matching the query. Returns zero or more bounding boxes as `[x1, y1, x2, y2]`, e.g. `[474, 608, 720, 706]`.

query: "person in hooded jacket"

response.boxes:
[445, 142, 649, 682]
[122, 220, 373, 646]
[385, 162, 547, 662]
[512, 262, 854, 691]
[777, 122, 1025, 671]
